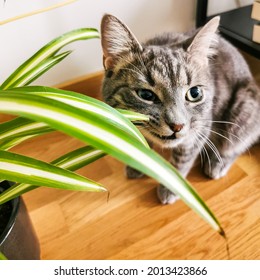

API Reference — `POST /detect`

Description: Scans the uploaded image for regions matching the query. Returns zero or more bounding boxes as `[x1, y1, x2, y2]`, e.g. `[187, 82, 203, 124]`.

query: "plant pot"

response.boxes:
[0, 181, 40, 259]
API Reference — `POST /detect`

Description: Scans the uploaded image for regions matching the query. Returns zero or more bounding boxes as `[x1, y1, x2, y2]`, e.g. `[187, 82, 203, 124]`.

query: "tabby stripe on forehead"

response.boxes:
[167, 58, 175, 87]
[175, 63, 181, 82]
[184, 65, 192, 85]
[146, 71, 155, 87]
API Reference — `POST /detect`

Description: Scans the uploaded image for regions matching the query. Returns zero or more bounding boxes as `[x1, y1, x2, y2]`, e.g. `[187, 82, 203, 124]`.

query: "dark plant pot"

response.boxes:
[0, 181, 40, 259]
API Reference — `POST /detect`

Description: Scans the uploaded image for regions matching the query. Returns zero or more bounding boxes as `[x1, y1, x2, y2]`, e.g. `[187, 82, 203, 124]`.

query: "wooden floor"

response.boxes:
[6, 53, 260, 260]
[9, 127, 259, 260]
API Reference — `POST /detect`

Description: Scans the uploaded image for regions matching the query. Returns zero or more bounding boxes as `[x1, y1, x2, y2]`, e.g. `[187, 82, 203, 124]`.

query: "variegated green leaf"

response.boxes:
[0, 118, 52, 144]
[0, 90, 222, 232]
[0, 109, 148, 150]
[0, 135, 40, 151]
[117, 109, 149, 122]
[0, 146, 106, 204]
[0, 252, 7, 260]
[11, 86, 149, 148]
[51, 145, 106, 169]
[1, 28, 99, 89]
[0, 150, 106, 195]
[9, 51, 72, 88]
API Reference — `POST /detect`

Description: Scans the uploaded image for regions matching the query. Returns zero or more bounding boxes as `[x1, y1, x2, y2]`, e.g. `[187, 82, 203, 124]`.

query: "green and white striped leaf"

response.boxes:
[51, 145, 106, 169]
[0, 135, 41, 151]
[0, 252, 7, 260]
[0, 118, 52, 148]
[0, 150, 106, 195]
[0, 146, 106, 204]
[12, 86, 149, 148]
[0, 109, 148, 151]
[0, 90, 222, 232]
[8, 51, 72, 88]
[1, 28, 99, 89]
[117, 109, 149, 122]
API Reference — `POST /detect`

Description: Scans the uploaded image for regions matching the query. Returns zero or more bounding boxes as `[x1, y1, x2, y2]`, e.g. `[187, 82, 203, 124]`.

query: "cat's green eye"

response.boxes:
[186, 86, 203, 102]
[137, 89, 156, 102]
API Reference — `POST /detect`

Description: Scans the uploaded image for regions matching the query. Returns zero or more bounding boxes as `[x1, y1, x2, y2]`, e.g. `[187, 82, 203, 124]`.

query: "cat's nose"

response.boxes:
[171, 123, 184, 133]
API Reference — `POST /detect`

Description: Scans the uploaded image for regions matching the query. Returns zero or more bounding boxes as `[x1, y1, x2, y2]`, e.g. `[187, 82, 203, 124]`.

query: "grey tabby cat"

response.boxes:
[101, 14, 260, 204]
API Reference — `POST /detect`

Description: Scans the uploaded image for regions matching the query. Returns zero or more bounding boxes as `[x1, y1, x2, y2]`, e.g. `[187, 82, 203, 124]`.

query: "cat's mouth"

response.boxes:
[150, 131, 176, 140]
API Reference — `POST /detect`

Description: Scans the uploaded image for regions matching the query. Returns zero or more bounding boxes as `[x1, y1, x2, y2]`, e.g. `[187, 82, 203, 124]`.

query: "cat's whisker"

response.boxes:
[196, 125, 234, 145]
[198, 119, 242, 129]
[196, 131, 224, 169]
[194, 132, 211, 173]
[215, 128, 252, 158]
[191, 132, 204, 168]
[195, 124, 252, 158]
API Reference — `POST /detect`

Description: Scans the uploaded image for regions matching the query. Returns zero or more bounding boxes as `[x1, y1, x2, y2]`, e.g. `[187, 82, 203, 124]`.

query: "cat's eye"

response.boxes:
[186, 86, 203, 102]
[137, 89, 157, 102]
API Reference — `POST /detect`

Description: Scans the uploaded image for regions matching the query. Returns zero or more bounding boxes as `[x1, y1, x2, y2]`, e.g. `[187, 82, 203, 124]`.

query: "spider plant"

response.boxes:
[0, 26, 224, 235]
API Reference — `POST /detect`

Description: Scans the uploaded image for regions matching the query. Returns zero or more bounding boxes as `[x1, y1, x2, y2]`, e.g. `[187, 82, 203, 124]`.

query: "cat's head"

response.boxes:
[101, 14, 219, 148]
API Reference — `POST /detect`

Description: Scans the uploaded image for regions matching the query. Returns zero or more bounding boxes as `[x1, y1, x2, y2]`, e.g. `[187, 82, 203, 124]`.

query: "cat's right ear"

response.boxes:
[101, 14, 143, 70]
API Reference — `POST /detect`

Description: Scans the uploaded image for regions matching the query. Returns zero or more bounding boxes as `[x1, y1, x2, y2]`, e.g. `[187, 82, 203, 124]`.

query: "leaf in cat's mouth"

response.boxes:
[151, 131, 176, 140]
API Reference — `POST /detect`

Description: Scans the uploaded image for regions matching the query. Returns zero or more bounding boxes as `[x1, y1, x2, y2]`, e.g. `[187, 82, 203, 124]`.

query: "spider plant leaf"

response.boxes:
[0, 252, 7, 260]
[11, 86, 149, 148]
[0, 109, 148, 151]
[117, 109, 149, 122]
[0, 90, 222, 232]
[0, 136, 41, 151]
[0, 117, 52, 144]
[0, 146, 106, 204]
[0, 150, 106, 200]
[51, 145, 106, 169]
[0, 117, 53, 150]
[1, 28, 99, 89]
[8, 51, 72, 88]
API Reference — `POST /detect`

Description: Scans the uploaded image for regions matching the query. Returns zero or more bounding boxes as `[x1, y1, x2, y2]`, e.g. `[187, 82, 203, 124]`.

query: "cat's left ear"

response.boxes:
[187, 16, 220, 62]
[101, 14, 143, 70]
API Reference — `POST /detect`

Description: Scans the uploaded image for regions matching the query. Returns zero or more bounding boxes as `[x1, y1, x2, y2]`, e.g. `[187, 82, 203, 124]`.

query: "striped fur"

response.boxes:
[101, 14, 260, 204]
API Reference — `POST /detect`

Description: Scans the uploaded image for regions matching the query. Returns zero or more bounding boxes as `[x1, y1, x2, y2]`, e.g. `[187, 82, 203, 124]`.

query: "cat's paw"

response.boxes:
[204, 160, 231, 180]
[125, 165, 144, 179]
[157, 185, 180, 204]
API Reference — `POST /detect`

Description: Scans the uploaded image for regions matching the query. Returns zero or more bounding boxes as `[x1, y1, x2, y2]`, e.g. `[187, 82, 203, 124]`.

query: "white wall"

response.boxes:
[1, 0, 197, 86]
[207, 0, 253, 16]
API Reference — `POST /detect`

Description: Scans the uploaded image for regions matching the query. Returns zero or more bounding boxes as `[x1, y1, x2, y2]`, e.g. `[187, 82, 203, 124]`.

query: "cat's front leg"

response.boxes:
[157, 145, 199, 204]
[125, 165, 145, 179]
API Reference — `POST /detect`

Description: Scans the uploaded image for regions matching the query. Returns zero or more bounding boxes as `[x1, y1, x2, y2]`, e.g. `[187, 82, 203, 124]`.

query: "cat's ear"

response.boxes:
[101, 14, 143, 70]
[187, 16, 220, 61]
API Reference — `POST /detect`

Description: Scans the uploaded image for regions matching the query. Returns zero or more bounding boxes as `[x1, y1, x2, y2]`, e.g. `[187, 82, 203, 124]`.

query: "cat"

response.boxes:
[100, 14, 260, 204]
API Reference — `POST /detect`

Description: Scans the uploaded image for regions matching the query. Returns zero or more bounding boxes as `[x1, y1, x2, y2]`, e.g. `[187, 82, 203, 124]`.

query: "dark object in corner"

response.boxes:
[196, 0, 260, 59]
[0, 181, 40, 260]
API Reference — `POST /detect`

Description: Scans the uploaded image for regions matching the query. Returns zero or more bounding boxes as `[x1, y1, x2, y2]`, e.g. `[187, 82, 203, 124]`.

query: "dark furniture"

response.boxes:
[196, 0, 260, 59]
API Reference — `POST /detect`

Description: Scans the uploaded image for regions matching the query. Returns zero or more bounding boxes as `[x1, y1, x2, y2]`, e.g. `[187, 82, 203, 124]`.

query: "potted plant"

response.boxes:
[0, 181, 40, 259]
[0, 25, 224, 259]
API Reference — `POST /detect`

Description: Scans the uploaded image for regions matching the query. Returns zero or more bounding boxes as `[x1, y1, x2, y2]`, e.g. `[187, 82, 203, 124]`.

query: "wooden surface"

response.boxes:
[55, 71, 104, 99]
[5, 54, 260, 260]
[11, 134, 260, 260]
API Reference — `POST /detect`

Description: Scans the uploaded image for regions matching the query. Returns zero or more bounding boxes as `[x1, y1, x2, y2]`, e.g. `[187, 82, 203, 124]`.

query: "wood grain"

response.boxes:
[14, 138, 260, 260]
[2, 53, 260, 260]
